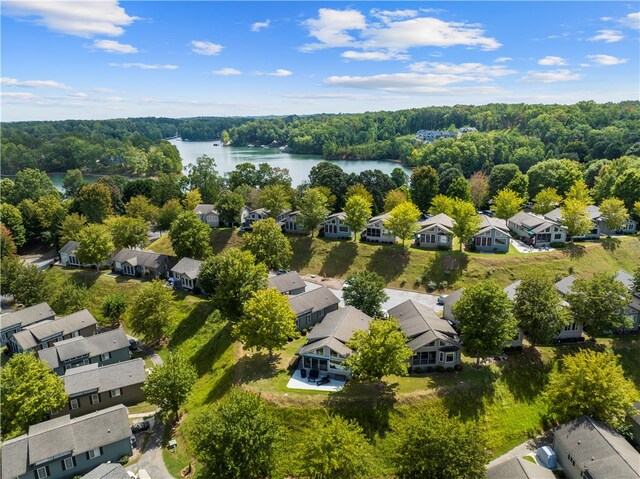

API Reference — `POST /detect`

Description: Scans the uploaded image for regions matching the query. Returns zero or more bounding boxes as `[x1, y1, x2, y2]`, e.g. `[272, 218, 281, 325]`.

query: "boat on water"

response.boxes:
[212, 141, 222, 146]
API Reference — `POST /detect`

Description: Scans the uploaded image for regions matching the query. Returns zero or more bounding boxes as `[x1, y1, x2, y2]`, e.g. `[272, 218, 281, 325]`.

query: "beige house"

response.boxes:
[415, 213, 454, 250]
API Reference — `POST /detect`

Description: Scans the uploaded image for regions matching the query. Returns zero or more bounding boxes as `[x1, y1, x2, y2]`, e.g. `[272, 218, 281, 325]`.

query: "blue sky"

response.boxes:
[1, 1, 638, 121]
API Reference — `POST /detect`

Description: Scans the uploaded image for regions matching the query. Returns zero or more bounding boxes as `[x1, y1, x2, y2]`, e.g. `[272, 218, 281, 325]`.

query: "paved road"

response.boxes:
[487, 432, 553, 467]
[127, 419, 173, 479]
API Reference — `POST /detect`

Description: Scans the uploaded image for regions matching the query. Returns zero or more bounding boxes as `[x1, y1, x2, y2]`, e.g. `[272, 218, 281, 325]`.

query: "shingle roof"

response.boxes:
[194, 203, 217, 215]
[367, 213, 391, 225]
[1, 405, 131, 478]
[555, 275, 576, 296]
[487, 457, 555, 479]
[509, 212, 565, 233]
[615, 270, 635, 292]
[0, 303, 55, 331]
[170, 257, 202, 279]
[477, 215, 510, 235]
[38, 329, 129, 369]
[545, 205, 601, 223]
[81, 463, 130, 479]
[63, 358, 146, 396]
[554, 416, 640, 478]
[324, 212, 347, 221]
[287, 287, 340, 316]
[298, 306, 372, 356]
[269, 271, 305, 294]
[503, 280, 521, 301]
[111, 248, 174, 270]
[417, 213, 454, 234]
[388, 300, 459, 350]
[59, 240, 80, 255]
[442, 289, 464, 306]
[13, 310, 97, 351]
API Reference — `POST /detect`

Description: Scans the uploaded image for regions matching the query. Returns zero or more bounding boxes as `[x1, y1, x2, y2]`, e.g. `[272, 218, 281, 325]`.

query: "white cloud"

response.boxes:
[301, 8, 367, 51]
[587, 54, 628, 66]
[109, 63, 178, 70]
[92, 87, 115, 93]
[2, 0, 138, 37]
[538, 56, 567, 66]
[370, 9, 418, 22]
[519, 69, 581, 83]
[1, 92, 36, 100]
[105, 96, 127, 102]
[1, 76, 72, 90]
[251, 19, 270, 32]
[281, 92, 406, 101]
[408, 61, 515, 80]
[211, 68, 242, 76]
[92, 39, 138, 54]
[191, 40, 223, 56]
[589, 29, 624, 42]
[341, 50, 409, 61]
[601, 16, 613, 22]
[619, 12, 639, 30]
[66, 92, 88, 99]
[495, 57, 512, 63]
[255, 69, 292, 77]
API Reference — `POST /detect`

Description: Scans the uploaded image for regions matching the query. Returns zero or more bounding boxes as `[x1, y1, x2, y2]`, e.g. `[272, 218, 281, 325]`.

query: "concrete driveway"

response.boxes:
[127, 418, 173, 478]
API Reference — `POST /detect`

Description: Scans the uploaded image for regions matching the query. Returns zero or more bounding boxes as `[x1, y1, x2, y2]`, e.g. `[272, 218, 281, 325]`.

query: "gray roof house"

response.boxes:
[553, 415, 640, 479]
[486, 457, 555, 479]
[1, 405, 132, 479]
[9, 309, 98, 353]
[194, 203, 220, 227]
[245, 207, 269, 224]
[615, 270, 640, 332]
[472, 216, 511, 253]
[442, 289, 464, 323]
[322, 212, 354, 240]
[554, 276, 584, 340]
[54, 359, 146, 418]
[0, 303, 56, 346]
[415, 213, 454, 250]
[59, 241, 112, 269]
[287, 287, 340, 331]
[389, 300, 461, 370]
[545, 205, 637, 238]
[81, 463, 130, 479]
[38, 328, 131, 375]
[363, 213, 396, 244]
[507, 212, 567, 247]
[282, 211, 310, 235]
[111, 248, 175, 278]
[269, 271, 306, 296]
[297, 306, 373, 379]
[170, 257, 203, 291]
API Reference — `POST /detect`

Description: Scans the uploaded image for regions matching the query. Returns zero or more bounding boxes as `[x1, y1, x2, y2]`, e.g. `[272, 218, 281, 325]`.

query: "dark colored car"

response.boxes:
[131, 420, 150, 434]
[128, 339, 138, 351]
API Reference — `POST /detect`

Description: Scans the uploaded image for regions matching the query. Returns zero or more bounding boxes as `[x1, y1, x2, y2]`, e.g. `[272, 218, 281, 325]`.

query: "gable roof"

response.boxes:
[269, 271, 305, 294]
[443, 289, 464, 306]
[38, 329, 129, 369]
[59, 240, 79, 255]
[554, 416, 640, 478]
[545, 205, 602, 223]
[509, 212, 565, 233]
[1, 405, 131, 479]
[418, 213, 454, 234]
[0, 303, 55, 331]
[194, 203, 217, 215]
[287, 287, 340, 316]
[555, 275, 576, 296]
[324, 212, 347, 222]
[170, 257, 202, 279]
[487, 457, 555, 479]
[12, 309, 97, 351]
[366, 213, 391, 226]
[111, 248, 174, 270]
[298, 306, 372, 356]
[388, 299, 459, 350]
[615, 270, 635, 292]
[81, 463, 130, 479]
[477, 215, 510, 235]
[503, 280, 521, 301]
[63, 358, 146, 396]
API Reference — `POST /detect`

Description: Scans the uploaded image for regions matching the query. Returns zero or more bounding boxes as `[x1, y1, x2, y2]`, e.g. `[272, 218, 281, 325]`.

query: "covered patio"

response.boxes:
[286, 369, 345, 392]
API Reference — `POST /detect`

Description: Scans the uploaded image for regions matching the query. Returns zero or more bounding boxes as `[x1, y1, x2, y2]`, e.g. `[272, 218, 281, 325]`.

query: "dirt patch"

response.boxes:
[302, 274, 344, 290]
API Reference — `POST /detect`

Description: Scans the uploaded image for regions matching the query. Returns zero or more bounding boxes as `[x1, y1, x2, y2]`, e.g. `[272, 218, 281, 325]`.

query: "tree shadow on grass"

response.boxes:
[562, 243, 586, 260]
[500, 347, 552, 402]
[319, 241, 357, 278]
[235, 351, 280, 385]
[421, 251, 469, 288]
[436, 365, 498, 419]
[289, 236, 314, 271]
[601, 236, 622, 252]
[170, 301, 217, 348]
[68, 269, 101, 288]
[611, 336, 640, 390]
[368, 245, 410, 282]
[210, 228, 233, 254]
[324, 381, 398, 438]
[191, 321, 234, 377]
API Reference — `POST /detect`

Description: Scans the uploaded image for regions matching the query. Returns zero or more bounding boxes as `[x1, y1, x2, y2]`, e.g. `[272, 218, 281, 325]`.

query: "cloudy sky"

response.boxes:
[1, 1, 638, 121]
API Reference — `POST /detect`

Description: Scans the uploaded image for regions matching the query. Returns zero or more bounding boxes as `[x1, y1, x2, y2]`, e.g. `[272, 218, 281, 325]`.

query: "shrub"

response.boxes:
[454, 364, 463, 371]
[413, 367, 423, 374]
[436, 365, 445, 372]
[118, 455, 130, 465]
[426, 281, 437, 292]
[550, 242, 565, 248]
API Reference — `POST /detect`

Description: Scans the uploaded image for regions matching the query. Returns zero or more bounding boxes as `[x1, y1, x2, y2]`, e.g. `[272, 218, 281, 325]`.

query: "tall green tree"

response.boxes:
[513, 273, 569, 344]
[0, 203, 26, 247]
[76, 224, 114, 270]
[299, 187, 330, 236]
[187, 155, 224, 204]
[564, 179, 592, 204]
[188, 388, 282, 479]
[199, 248, 268, 317]
[1, 353, 68, 439]
[125, 195, 160, 224]
[34, 194, 69, 243]
[469, 171, 490, 208]
[446, 176, 471, 201]
[343, 271, 389, 318]
[344, 194, 372, 241]
[451, 199, 481, 251]
[298, 415, 376, 479]
[346, 183, 374, 207]
[488, 164, 520, 197]
[101, 293, 128, 326]
[156, 198, 183, 231]
[58, 213, 87, 246]
[259, 184, 291, 219]
[566, 273, 632, 337]
[47, 278, 88, 315]
[612, 168, 640, 210]
[527, 158, 583, 198]
[243, 218, 293, 270]
[62, 169, 86, 198]
[345, 318, 413, 382]
[452, 280, 517, 364]
[142, 352, 197, 421]
[233, 289, 298, 357]
[384, 188, 409, 212]
[1, 260, 47, 306]
[106, 216, 149, 249]
[151, 173, 183, 207]
[560, 198, 593, 238]
[409, 165, 439, 212]
[10, 168, 59, 204]
[126, 280, 174, 344]
[532, 187, 562, 215]
[169, 211, 213, 260]
[491, 188, 524, 220]
[543, 350, 636, 428]
[215, 189, 246, 225]
[428, 194, 455, 216]
[599, 197, 629, 233]
[75, 183, 113, 223]
[385, 201, 421, 247]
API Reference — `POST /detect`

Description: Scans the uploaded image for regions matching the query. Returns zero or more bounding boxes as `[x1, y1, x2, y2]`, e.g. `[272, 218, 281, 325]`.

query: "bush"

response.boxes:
[436, 365, 445, 372]
[118, 455, 130, 465]
[550, 242, 565, 248]
[426, 281, 437, 292]
[413, 367, 423, 374]
[446, 366, 454, 372]
[439, 280, 448, 290]
[454, 364, 463, 371]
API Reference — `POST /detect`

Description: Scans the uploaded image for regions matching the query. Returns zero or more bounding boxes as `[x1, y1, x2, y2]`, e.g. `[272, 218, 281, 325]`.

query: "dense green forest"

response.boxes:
[2, 102, 639, 176]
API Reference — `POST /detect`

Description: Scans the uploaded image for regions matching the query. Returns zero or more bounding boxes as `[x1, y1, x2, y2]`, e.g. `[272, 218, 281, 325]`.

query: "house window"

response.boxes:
[567, 453, 576, 466]
[563, 322, 578, 331]
[445, 352, 455, 363]
[339, 226, 349, 232]
[303, 356, 311, 369]
[100, 352, 110, 361]
[70, 398, 79, 410]
[87, 447, 102, 460]
[314, 348, 324, 355]
[554, 234, 563, 240]
[438, 235, 448, 244]
[111, 388, 122, 398]
[63, 457, 75, 470]
[90, 393, 100, 404]
[317, 308, 325, 318]
[304, 314, 312, 325]
[72, 331, 80, 337]
[37, 466, 49, 478]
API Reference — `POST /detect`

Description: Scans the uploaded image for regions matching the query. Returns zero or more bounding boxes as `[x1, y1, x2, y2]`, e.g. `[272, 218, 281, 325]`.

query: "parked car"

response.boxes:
[131, 420, 150, 434]
[437, 295, 447, 305]
[130, 435, 137, 449]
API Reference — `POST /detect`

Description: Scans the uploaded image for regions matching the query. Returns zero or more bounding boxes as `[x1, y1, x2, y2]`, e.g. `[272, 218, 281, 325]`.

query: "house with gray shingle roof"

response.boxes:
[282, 211, 310, 235]
[322, 212, 353, 240]
[53, 359, 146, 418]
[59, 241, 112, 269]
[363, 213, 396, 244]
[9, 309, 98, 353]
[615, 270, 640, 333]
[553, 276, 584, 340]
[297, 306, 372, 379]
[508, 211, 567, 246]
[486, 457, 555, 479]
[0, 303, 55, 346]
[111, 248, 175, 278]
[81, 463, 130, 479]
[287, 287, 340, 331]
[472, 216, 511, 253]
[553, 415, 640, 479]
[170, 257, 203, 291]
[389, 300, 461, 371]
[545, 205, 637, 238]
[194, 204, 220, 227]
[269, 271, 306, 296]
[415, 213, 454, 250]
[1, 405, 132, 479]
[38, 329, 130, 375]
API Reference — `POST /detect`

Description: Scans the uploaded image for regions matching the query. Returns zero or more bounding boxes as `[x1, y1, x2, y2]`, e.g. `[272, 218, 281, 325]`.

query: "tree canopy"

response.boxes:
[169, 211, 213, 260]
[343, 271, 389, 318]
[126, 279, 174, 344]
[243, 218, 293, 270]
[143, 352, 197, 421]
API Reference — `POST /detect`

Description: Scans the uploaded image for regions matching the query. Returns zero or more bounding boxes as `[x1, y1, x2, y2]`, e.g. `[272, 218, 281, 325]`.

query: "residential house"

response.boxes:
[287, 287, 340, 331]
[269, 271, 306, 296]
[245, 208, 269, 224]
[415, 213, 454, 250]
[282, 211, 310, 235]
[442, 289, 463, 323]
[472, 216, 511, 253]
[458, 127, 478, 134]
[81, 463, 129, 479]
[363, 213, 396, 244]
[1, 303, 55, 346]
[388, 300, 461, 371]
[553, 415, 640, 479]
[9, 310, 98, 353]
[38, 329, 130, 375]
[554, 275, 584, 340]
[415, 130, 456, 143]
[111, 249, 175, 278]
[486, 457, 555, 479]
[53, 359, 146, 418]
[170, 257, 202, 292]
[322, 212, 353, 240]
[614, 270, 640, 332]
[193, 204, 220, 227]
[59, 242, 83, 268]
[507, 212, 567, 246]
[545, 205, 637, 238]
[1, 405, 132, 479]
[297, 306, 372, 379]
